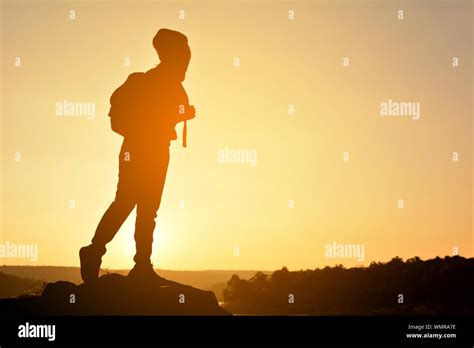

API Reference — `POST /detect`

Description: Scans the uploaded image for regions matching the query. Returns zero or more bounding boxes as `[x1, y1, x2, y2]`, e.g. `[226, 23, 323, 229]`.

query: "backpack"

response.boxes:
[107, 71, 188, 147]
[108, 72, 148, 137]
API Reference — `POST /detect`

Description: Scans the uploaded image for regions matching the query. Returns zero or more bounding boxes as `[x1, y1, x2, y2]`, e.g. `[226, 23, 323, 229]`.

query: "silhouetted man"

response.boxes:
[80, 29, 195, 282]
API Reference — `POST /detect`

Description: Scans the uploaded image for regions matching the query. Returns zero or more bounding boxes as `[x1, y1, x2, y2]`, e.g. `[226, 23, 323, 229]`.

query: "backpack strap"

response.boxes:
[183, 120, 187, 148]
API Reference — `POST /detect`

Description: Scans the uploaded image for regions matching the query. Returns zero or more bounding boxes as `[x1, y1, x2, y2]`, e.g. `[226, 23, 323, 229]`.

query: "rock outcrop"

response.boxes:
[0, 273, 231, 316]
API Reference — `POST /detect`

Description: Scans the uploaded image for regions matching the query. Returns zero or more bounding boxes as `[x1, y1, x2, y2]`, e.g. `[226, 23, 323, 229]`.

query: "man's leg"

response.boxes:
[91, 198, 136, 250]
[133, 200, 160, 265]
[92, 141, 137, 250]
[133, 149, 170, 267]
[81, 195, 135, 283]
[81, 142, 137, 282]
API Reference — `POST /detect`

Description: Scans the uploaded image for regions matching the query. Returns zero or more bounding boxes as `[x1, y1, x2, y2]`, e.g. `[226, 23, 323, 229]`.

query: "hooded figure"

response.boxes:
[153, 28, 191, 82]
[80, 29, 195, 283]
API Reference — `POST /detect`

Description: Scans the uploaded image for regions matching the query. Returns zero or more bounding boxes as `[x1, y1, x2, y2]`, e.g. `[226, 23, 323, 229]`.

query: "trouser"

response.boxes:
[91, 139, 170, 265]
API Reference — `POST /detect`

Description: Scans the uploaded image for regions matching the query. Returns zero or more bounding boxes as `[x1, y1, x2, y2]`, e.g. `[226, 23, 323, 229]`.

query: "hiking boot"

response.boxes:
[79, 244, 105, 283]
[127, 262, 167, 284]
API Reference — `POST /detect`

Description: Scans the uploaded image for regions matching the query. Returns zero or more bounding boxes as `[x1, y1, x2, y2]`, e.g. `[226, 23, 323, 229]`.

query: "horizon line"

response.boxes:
[1, 255, 470, 272]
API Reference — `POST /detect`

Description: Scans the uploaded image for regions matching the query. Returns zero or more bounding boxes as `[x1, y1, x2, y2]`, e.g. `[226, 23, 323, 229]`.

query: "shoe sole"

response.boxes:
[79, 247, 99, 283]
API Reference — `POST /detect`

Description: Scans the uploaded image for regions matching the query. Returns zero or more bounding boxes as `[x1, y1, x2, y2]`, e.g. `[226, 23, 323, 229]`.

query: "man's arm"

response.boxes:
[172, 84, 196, 124]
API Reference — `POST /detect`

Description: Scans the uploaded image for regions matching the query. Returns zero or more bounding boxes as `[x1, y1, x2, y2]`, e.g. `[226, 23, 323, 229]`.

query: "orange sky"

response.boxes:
[1, 0, 472, 270]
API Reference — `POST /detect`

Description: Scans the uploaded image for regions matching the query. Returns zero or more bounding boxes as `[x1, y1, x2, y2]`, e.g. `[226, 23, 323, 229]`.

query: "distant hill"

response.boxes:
[0, 266, 263, 301]
[0, 272, 44, 299]
[0, 266, 82, 285]
[222, 256, 474, 315]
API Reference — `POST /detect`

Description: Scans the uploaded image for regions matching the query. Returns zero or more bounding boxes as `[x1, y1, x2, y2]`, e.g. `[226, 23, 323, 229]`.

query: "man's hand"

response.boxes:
[184, 105, 196, 121]
[175, 105, 196, 123]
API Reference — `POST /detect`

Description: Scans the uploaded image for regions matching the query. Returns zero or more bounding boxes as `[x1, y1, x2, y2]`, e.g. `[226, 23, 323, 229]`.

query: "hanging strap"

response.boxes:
[183, 120, 187, 148]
